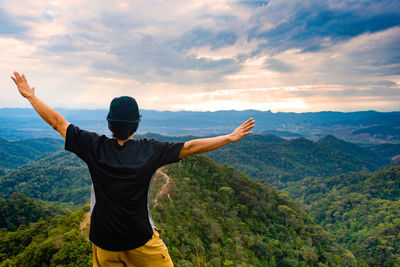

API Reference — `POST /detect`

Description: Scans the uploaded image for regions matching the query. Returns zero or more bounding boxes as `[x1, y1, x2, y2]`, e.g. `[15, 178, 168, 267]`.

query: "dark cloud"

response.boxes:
[334, 80, 398, 87]
[0, 8, 27, 35]
[356, 66, 400, 76]
[372, 80, 398, 86]
[265, 58, 295, 72]
[100, 12, 146, 30]
[294, 87, 400, 98]
[351, 32, 400, 68]
[238, 0, 270, 7]
[248, 0, 400, 52]
[266, 8, 400, 83]
[177, 27, 238, 51]
[44, 35, 81, 52]
[336, 88, 400, 97]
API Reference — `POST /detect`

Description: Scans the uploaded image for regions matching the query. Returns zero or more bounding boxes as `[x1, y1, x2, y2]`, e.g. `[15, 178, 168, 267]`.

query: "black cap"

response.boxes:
[106, 96, 141, 123]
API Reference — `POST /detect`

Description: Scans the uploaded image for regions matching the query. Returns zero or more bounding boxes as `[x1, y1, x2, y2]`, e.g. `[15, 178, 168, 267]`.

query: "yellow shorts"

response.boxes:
[92, 229, 174, 267]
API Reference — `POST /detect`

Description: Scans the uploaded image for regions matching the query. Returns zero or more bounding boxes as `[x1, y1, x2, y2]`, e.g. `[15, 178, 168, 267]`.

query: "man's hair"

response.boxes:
[108, 121, 139, 140]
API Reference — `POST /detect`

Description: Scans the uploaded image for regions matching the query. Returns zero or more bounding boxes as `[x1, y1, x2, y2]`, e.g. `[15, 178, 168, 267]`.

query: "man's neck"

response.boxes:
[114, 136, 133, 146]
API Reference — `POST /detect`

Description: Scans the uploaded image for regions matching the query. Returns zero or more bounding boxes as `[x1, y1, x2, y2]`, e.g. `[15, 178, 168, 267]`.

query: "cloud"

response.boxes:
[0, 0, 399, 112]
[0, 8, 27, 35]
[177, 27, 238, 51]
[248, 0, 400, 53]
[264, 58, 295, 73]
[91, 35, 242, 84]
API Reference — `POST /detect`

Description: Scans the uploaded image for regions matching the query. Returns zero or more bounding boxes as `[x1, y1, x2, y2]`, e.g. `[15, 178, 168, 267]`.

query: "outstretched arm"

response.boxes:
[179, 118, 255, 159]
[11, 72, 70, 139]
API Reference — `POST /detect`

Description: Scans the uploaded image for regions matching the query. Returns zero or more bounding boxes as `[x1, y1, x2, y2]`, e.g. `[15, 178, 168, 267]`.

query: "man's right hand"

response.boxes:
[10, 71, 70, 139]
[11, 71, 35, 99]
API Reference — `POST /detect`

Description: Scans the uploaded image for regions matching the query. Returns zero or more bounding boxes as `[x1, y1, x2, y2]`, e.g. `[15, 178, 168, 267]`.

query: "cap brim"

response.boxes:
[107, 118, 140, 123]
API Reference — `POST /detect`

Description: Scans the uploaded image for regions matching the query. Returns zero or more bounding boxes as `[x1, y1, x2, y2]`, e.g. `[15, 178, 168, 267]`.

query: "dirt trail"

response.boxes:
[80, 211, 91, 240]
[153, 168, 172, 208]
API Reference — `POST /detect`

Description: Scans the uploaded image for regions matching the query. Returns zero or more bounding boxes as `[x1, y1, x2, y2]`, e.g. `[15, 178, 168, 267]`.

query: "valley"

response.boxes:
[0, 128, 399, 266]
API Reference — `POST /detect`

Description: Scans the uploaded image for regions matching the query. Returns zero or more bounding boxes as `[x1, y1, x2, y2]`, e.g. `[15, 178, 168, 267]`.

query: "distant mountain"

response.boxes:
[1, 108, 399, 143]
[135, 133, 286, 144]
[285, 166, 400, 266]
[367, 143, 400, 159]
[207, 135, 391, 188]
[356, 113, 400, 127]
[353, 125, 400, 140]
[241, 133, 287, 143]
[262, 129, 303, 138]
[317, 135, 387, 169]
[14, 138, 64, 153]
[368, 143, 400, 166]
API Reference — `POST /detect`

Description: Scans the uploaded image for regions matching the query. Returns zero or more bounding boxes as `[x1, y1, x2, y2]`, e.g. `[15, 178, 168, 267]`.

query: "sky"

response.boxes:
[1, 0, 399, 112]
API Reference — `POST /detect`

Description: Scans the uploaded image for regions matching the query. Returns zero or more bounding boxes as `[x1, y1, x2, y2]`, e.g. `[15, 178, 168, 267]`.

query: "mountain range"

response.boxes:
[207, 134, 399, 188]
[1, 108, 399, 144]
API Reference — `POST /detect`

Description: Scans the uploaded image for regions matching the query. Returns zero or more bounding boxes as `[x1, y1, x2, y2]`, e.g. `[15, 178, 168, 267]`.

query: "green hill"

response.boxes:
[287, 166, 400, 202]
[207, 135, 390, 188]
[0, 151, 90, 205]
[0, 134, 392, 190]
[0, 192, 69, 231]
[317, 135, 387, 170]
[367, 143, 400, 163]
[0, 206, 92, 266]
[14, 138, 64, 154]
[286, 166, 400, 266]
[0, 138, 63, 170]
[0, 138, 44, 169]
[151, 155, 353, 266]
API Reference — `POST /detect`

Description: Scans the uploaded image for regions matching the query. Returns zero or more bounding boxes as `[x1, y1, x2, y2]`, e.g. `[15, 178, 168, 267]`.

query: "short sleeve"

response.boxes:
[151, 140, 185, 168]
[65, 124, 100, 162]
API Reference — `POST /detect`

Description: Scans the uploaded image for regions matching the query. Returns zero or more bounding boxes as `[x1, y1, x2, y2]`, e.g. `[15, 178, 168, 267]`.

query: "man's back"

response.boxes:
[65, 123, 184, 251]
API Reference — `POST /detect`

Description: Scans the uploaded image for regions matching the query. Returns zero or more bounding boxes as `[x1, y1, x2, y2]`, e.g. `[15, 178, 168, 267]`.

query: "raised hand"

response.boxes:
[11, 71, 35, 99]
[229, 118, 255, 142]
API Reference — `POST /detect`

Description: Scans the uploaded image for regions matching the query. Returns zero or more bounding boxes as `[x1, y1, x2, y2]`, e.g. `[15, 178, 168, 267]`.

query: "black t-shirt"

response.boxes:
[65, 124, 184, 251]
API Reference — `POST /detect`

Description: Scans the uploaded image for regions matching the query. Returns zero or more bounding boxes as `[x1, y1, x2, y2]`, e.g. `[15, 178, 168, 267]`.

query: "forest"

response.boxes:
[1, 155, 352, 266]
[286, 166, 400, 266]
[0, 135, 399, 266]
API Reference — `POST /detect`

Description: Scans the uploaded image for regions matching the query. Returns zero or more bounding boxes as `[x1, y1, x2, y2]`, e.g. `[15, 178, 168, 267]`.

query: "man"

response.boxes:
[11, 71, 255, 266]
